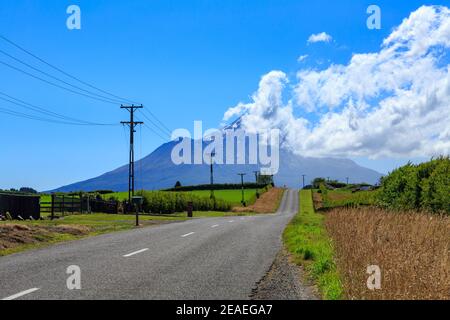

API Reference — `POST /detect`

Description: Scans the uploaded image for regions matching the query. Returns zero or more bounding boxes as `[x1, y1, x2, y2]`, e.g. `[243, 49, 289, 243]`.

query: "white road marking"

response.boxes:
[2, 288, 40, 300]
[211, 224, 219, 228]
[123, 248, 149, 257]
[228, 220, 235, 223]
[181, 232, 195, 238]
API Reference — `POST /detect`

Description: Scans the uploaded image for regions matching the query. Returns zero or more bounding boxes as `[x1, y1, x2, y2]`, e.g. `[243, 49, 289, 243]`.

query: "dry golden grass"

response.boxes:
[325, 207, 450, 300]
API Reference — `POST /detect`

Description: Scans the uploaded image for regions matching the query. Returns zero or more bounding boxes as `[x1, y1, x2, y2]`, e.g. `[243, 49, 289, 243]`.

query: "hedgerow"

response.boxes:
[139, 191, 232, 214]
[377, 157, 449, 214]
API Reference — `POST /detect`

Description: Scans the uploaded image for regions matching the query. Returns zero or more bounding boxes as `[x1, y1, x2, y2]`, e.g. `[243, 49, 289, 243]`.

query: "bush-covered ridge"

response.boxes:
[377, 156, 449, 214]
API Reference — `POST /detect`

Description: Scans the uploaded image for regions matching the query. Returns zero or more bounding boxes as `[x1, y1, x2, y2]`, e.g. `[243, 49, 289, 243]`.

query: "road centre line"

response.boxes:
[211, 224, 219, 228]
[181, 232, 195, 238]
[123, 248, 149, 257]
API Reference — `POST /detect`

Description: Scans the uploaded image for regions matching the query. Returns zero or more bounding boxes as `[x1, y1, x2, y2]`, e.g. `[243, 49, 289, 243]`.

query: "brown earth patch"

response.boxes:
[0, 224, 91, 251]
[233, 188, 284, 214]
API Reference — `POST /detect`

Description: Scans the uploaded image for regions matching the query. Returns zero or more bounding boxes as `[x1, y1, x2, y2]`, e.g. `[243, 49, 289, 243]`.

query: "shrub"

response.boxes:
[319, 183, 330, 208]
[377, 157, 449, 214]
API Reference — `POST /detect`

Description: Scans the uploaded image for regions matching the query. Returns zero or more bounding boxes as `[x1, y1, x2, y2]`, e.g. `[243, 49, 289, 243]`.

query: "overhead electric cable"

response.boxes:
[0, 91, 116, 126]
[0, 49, 124, 104]
[0, 34, 140, 105]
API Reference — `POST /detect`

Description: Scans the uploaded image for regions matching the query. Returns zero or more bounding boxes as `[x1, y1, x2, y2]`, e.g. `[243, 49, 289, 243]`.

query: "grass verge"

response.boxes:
[0, 213, 186, 256]
[283, 190, 343, 300]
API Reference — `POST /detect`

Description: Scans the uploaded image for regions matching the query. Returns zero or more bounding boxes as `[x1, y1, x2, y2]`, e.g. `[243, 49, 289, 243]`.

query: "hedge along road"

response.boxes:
[0, 190, 299, 300]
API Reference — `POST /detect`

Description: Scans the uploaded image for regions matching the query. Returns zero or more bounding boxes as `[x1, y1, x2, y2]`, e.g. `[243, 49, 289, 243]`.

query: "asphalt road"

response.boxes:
[0, 189, 299, 300]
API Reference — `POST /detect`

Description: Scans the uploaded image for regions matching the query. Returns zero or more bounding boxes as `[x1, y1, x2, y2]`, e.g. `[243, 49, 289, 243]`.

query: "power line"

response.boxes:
[0, 91, 115, 126]
[0, 106, 111, 126]
[0, 35, 171, 139]
[138, 109, 171, 137]
[141, 108, 172, 135]
[0, 34, 140, 105]
[0, 49, 125, 105]
[141, 122, 170, 141]
[0, 60, 120, 105]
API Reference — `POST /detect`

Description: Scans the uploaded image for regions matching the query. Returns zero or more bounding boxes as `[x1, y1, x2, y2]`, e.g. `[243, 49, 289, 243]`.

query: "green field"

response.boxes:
[189, 189, 258, 206]
[315, 187, 378, 210]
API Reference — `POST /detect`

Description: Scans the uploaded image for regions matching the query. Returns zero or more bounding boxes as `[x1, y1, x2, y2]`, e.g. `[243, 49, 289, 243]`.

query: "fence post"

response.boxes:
[62, 195, 65, 216]
[51, 193, 55, 220]
[79, 192, 83, 214]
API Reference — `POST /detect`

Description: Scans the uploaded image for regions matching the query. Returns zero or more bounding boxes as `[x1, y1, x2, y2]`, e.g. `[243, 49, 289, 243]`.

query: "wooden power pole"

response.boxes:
[238, 173, 246, 206]
[121, 105, 144, 204]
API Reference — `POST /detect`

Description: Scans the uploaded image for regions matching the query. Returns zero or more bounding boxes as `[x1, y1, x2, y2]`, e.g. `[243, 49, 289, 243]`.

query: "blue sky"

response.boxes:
[0, 0, 444, 190]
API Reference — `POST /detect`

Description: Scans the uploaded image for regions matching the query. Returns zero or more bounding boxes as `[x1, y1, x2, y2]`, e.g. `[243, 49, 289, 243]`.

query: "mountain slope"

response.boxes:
[51, 140, 382, 192]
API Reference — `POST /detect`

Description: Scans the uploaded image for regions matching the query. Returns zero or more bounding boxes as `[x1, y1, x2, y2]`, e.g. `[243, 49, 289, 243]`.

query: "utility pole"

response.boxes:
[121, 104, 144, 206]
[209, 152, 216, 199]
[346, 177, 349, 185]
[253, 171, 259, 183]
[238, 173, 246, 206]
[253, 170, 259, 198]
[302, 174, 306, 189]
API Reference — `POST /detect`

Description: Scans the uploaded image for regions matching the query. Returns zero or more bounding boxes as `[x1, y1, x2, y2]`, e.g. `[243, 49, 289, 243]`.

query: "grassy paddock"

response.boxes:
[283, 190, 343, 300]
[190, 189, 258, 206]
[314, 188, 378, 210]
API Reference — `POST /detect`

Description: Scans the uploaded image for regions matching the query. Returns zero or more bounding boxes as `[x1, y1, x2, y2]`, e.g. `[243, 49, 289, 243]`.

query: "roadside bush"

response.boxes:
[377, 157, 449, 214]
[319, 183, 331, 208]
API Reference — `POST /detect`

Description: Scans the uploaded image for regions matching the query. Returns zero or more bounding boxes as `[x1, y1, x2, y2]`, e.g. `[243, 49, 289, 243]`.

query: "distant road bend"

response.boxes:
[0, 190, 299, 300]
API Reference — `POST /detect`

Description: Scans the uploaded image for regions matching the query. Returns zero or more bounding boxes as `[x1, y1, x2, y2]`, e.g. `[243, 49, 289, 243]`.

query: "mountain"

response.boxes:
[50, 139, 383, 192]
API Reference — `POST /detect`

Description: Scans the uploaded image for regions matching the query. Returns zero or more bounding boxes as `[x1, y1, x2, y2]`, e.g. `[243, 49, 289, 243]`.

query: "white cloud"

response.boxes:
[297, 54, 309, 63]
[223, 5, 450, 159]
[307, 32, 332, 44]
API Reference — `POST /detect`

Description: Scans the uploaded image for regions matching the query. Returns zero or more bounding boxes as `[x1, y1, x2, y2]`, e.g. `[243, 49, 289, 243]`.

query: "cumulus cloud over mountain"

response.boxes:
[224, 5, 450, 159]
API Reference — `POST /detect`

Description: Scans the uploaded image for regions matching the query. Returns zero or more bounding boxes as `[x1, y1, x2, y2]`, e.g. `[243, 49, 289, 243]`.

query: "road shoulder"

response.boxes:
[250, 246, 319, 300]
